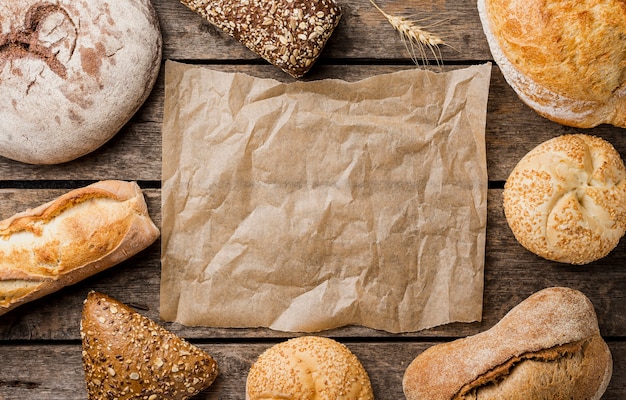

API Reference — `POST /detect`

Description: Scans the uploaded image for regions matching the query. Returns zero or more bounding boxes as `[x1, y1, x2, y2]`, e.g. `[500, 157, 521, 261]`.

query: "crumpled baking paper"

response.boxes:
[160, 60, 491, 333]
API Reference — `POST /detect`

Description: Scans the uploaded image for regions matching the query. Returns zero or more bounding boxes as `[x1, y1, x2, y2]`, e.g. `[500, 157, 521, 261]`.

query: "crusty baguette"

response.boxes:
[403, 287, 612, 400]
[0, 180, 159, 316]
[81, 291, 218, 399]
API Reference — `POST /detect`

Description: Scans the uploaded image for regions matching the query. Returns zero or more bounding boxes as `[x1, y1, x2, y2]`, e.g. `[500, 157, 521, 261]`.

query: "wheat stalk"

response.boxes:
[369, 0, 450, 67]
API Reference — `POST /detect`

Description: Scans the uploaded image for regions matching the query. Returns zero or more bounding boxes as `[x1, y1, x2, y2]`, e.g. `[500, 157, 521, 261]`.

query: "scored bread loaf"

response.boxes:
[180, 0, 341, 78]
[0, 180, 159, 316]
[477, 0, 626, 128]
[81, 291, 218, 399]
[403, 287, 613, 400]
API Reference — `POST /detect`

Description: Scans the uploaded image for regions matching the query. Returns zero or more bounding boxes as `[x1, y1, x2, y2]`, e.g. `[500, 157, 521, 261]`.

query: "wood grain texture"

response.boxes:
[0, 0, 625, 398]
[0, 341, 624, 399]
[1, 63, 622, 182]
[156, 0, 492, 61]
[0, 190, 624, 341]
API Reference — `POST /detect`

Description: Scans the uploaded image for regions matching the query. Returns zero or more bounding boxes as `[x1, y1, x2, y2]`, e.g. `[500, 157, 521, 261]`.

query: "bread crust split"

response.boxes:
[477, 0, 626, 128]
[403, 287, 612, 400]
[0, 180, 160, 316]
[81, 291, 218, 399]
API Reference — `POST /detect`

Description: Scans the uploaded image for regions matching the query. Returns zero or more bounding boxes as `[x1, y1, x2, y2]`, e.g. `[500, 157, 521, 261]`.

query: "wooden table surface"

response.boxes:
[1, 0, 625, 398]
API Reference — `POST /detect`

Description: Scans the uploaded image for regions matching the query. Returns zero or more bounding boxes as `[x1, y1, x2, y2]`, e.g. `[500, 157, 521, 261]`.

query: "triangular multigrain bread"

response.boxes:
[81, 291, 218, 399]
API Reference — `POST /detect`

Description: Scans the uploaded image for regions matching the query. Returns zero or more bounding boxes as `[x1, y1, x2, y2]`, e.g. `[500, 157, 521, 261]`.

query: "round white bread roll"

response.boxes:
[0, 0, 161, 164]
[246, 336, 374, 400]
[477, 0, 626, 128]
[503, 134, 626, 264]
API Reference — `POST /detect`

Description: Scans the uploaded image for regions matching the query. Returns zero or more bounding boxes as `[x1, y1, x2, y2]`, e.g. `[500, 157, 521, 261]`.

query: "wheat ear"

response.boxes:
[369, 0, 448, 66]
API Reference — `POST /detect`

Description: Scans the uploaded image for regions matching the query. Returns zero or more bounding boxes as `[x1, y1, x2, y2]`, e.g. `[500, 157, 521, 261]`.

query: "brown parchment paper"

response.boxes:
[160, 60, 492, 333]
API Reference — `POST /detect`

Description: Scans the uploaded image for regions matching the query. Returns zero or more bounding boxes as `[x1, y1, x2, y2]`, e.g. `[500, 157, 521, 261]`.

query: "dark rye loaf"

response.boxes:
[180, 0, 341, 78]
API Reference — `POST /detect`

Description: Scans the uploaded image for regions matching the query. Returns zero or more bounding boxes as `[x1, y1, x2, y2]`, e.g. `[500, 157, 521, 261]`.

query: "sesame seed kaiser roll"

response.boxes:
[477, 0, 626, 128]
[81, 292, 218, 400]
[503, 134, 626, 264]
[246, 336, 374, 400]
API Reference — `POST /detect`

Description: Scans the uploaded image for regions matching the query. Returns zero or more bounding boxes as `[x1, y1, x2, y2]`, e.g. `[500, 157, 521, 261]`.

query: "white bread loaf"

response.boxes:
[0, 0, 162, 164]
[180, 0, 341, 78]
[403, 287, 613, 400]
[81, 291, 218, 399]
[503, 134, 626, 264]
[246, 336, 374, 400]
[0, 181, 160, 316]
[477, 0, 626, 128]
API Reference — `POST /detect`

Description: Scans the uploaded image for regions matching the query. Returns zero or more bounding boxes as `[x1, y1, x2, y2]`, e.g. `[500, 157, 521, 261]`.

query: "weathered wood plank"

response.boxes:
[0, 341, 625, 399]
[1, 0, 624, 398]
[156, 0, 493, 62]
[1, 189, 624, 340]
[1, 64, 623, 182]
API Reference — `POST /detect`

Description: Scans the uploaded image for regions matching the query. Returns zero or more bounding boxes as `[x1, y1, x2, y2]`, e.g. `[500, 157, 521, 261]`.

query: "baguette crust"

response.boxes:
[477, 0, 626, 128]
[0, 180, 160, 316]
[403, 287, 612, 400]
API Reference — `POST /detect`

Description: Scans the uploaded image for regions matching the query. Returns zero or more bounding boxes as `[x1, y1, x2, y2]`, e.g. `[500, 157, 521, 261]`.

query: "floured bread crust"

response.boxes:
[246, 336, 374, 400]
[464, 336, 611, 400]
[0, 180, 160, 315]
[503, 134, 626, 264]
[403, 287, 613, 400]
[477, 0, 626, 128]
[0, 0, 162, 164]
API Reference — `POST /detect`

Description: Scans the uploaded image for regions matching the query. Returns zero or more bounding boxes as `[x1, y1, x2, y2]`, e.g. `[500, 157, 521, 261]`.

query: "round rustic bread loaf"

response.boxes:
[503, 134, 626, 264]
[246, 336, 374, 400]
[477, 0, 626, 128]
[0, 0, 161, 164]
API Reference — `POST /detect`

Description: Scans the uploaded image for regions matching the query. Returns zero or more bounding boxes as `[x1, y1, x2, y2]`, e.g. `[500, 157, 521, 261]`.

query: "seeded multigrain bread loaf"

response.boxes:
[503, 134, 626, 264]
[0, 181, 159, 316]
[0, 0, 162, 164]
[477, 0, 626, 128]
[246, 336, 374, 400]
[403, 287, 613, 400]
[180, 0, 341, 78]
[81, 292, 218, 399]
